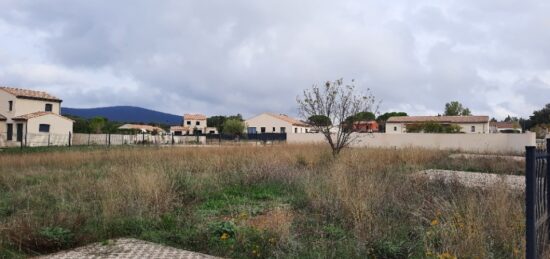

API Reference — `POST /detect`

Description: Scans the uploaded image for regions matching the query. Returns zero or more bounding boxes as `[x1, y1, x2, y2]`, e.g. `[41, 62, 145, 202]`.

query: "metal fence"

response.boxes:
[205, 133, 287, 145]
[0, 132, 288, 148]
[526, 139, 550, 259]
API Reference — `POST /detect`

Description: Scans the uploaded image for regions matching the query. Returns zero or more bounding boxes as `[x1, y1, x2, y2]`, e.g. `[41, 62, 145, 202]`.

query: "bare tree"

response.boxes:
[297, 78, 377, 157]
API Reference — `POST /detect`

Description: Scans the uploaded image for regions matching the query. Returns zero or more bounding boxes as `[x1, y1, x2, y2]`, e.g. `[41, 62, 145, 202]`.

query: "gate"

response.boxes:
[526, 139, 550, 259]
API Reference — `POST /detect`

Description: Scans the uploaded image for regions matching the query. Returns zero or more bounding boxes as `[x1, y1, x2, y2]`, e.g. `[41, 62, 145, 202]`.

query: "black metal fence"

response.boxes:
[526, 138, 550, 259]
[205, 133, 287, 145]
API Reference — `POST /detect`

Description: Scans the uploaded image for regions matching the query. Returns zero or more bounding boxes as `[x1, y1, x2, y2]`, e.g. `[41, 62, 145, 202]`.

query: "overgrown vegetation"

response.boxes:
[406, 122, 463, 133]
[0, 145, 524, 258]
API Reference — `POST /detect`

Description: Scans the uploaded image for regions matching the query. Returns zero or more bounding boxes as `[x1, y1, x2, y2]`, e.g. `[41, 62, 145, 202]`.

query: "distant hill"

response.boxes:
[62, 106, 182, 125]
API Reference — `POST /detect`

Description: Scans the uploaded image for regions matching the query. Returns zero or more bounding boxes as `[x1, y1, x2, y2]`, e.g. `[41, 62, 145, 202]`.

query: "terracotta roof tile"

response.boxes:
[184, 114, 207, 120]
[0, 86, 62, 102]
[490, 121, 519, 128]
[387, 115, 489, 124]
[266, 113, 310, 127]
[12, 111, 74, 121]
[119, 124, 165, 132]
[170, 126, 191, 131]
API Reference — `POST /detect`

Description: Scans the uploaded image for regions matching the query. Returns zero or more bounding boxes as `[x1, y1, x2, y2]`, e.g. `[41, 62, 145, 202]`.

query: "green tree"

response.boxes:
[222, 119, 245, 136]
[529, 103, 550, 126]
[88, 117, 107, 134]
[307, 115, 332, 127]
[208, 116, 227, 132]
[376, 112, 408, 122]
[444, 101, 472, 116]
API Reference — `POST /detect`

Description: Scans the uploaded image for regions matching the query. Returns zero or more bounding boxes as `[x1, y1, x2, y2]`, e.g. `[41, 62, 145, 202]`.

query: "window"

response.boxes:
[272, 127, 276, 132]
[187, 121, 191, 125]
[8, 101, 13, 111]
[39, 124, 50, 133]
[394, 126, 397, 131]
[196, 121, 200, 126]
[306, 129, 309, 133]
[260, 127, 266, 133]
[280, 127, 286, 133]
[248, 127, 257, 134]
[294, 128, 298, 133]
[471, 126, 475, 133]
[45, 103, 53, 112]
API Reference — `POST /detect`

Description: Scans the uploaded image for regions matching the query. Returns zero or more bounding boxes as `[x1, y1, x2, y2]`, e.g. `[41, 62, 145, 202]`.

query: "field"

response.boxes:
[0, 145, 524, 258]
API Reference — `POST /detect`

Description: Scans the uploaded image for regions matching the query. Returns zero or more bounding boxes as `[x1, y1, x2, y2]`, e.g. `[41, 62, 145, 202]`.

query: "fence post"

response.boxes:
[172, 134, 175, 145]
[526, 146, 537, 259]
[108, 133, 111, 147]
[142, 132, 145, 145]
[88, 133, 90, 146]
[68, 132, 72, 147]
[48, 134, 51, 147]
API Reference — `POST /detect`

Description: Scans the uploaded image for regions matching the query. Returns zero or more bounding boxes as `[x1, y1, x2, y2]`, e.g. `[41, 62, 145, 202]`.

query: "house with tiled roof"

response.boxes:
[245, 112, 311, 134]
[118, 124, 166, 134]
[385, 115, 490, 134]
[0, 86, 73, 146]
[489, 121, 522, 133]
[169, 113, 218, 135]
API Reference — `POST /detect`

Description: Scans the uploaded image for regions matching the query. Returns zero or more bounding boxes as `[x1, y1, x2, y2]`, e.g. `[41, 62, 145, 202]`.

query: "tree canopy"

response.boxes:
[444, 101, 472, 116]
[376, 112, 408, 122]
[297, 78, 377, 156]
[307, 115, 332, 127]
[222, 118, 245, 136]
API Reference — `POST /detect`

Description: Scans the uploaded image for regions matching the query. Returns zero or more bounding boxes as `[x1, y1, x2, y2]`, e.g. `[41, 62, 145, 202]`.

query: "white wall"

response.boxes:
[287, 132, 536, 154]
[385, 122, 489, 134]
[26, 114, 73, 135]
[245, 113, 293, 133]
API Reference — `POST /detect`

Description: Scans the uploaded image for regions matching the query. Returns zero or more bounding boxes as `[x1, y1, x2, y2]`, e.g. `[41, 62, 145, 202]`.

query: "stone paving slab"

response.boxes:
[36, 238, 220, 259]
[449, 153, 524, 162]
[415, 169, 524, 191]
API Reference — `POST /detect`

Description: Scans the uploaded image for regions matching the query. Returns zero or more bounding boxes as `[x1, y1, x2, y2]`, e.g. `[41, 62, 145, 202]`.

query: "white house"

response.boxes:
[245, 113, 311, 134]
[489, 121, 522, 133]
[0, 86, 73, 146]
[170, 113, 218, 135]
[385, 115, 490, 134]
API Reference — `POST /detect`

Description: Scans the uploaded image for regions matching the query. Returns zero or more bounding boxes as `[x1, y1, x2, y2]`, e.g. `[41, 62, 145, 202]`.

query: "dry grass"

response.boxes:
[0, 145, 525, 258]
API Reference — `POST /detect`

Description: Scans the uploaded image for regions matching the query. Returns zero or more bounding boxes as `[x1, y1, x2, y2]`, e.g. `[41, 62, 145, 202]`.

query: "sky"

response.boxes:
[0, 0, 549, 119]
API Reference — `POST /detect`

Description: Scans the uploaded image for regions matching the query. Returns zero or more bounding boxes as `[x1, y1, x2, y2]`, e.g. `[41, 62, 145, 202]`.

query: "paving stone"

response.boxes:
[36, 238, 220, 259]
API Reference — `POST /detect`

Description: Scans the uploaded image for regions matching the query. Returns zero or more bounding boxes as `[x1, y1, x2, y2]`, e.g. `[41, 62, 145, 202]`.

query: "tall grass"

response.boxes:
[0, 145, 524, 258]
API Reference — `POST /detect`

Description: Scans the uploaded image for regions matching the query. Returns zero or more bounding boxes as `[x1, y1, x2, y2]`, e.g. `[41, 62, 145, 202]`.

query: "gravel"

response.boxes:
[415, 169, 525, 191]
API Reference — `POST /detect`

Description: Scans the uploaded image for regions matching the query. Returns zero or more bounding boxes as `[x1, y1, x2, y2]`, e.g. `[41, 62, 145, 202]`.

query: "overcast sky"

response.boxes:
[0, 0, 549, 119]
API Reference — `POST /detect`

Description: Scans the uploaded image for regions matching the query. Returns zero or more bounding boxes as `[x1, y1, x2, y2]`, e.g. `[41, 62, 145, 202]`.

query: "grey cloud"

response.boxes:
[0, 0, 549, 119]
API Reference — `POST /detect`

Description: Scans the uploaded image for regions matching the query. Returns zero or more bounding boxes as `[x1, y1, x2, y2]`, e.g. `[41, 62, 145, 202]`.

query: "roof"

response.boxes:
[0, 114, 5, 120]
[169, 126, 191, 131]
[0, 86, 62, 102]
[184, 114, 207, 120]
[490, 121, 519, 129]
[265, 113, 310, 127]
[387, 115, 489, 124]
[119, 124, 165, 132]
[12, 111, 74, 122]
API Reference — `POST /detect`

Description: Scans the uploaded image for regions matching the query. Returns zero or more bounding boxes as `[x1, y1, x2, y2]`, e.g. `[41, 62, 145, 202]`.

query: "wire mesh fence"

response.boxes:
[0, 132, 288, 148]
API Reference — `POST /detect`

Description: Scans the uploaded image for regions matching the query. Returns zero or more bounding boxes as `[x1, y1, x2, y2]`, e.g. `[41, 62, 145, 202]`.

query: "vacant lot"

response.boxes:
[0, 145, 524, 258]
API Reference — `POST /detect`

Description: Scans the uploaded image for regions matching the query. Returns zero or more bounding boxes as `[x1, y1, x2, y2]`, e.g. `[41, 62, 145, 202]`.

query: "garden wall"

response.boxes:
[287, 132, 536, 154]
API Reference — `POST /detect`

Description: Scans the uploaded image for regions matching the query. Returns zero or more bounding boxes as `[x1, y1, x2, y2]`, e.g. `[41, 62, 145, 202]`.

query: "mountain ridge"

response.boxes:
[61, 106, 182, 125]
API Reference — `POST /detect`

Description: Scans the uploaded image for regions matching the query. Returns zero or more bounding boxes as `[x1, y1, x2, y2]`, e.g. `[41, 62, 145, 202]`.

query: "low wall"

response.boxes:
[287, 132, 536, 154]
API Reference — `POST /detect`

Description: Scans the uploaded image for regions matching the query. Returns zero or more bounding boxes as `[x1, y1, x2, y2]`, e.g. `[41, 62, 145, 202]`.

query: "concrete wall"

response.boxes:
[27, 114, 73, 135]
[385, 122, 489, 134]
[287, 132, 536, 154]
[15, 98, 61, 116]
